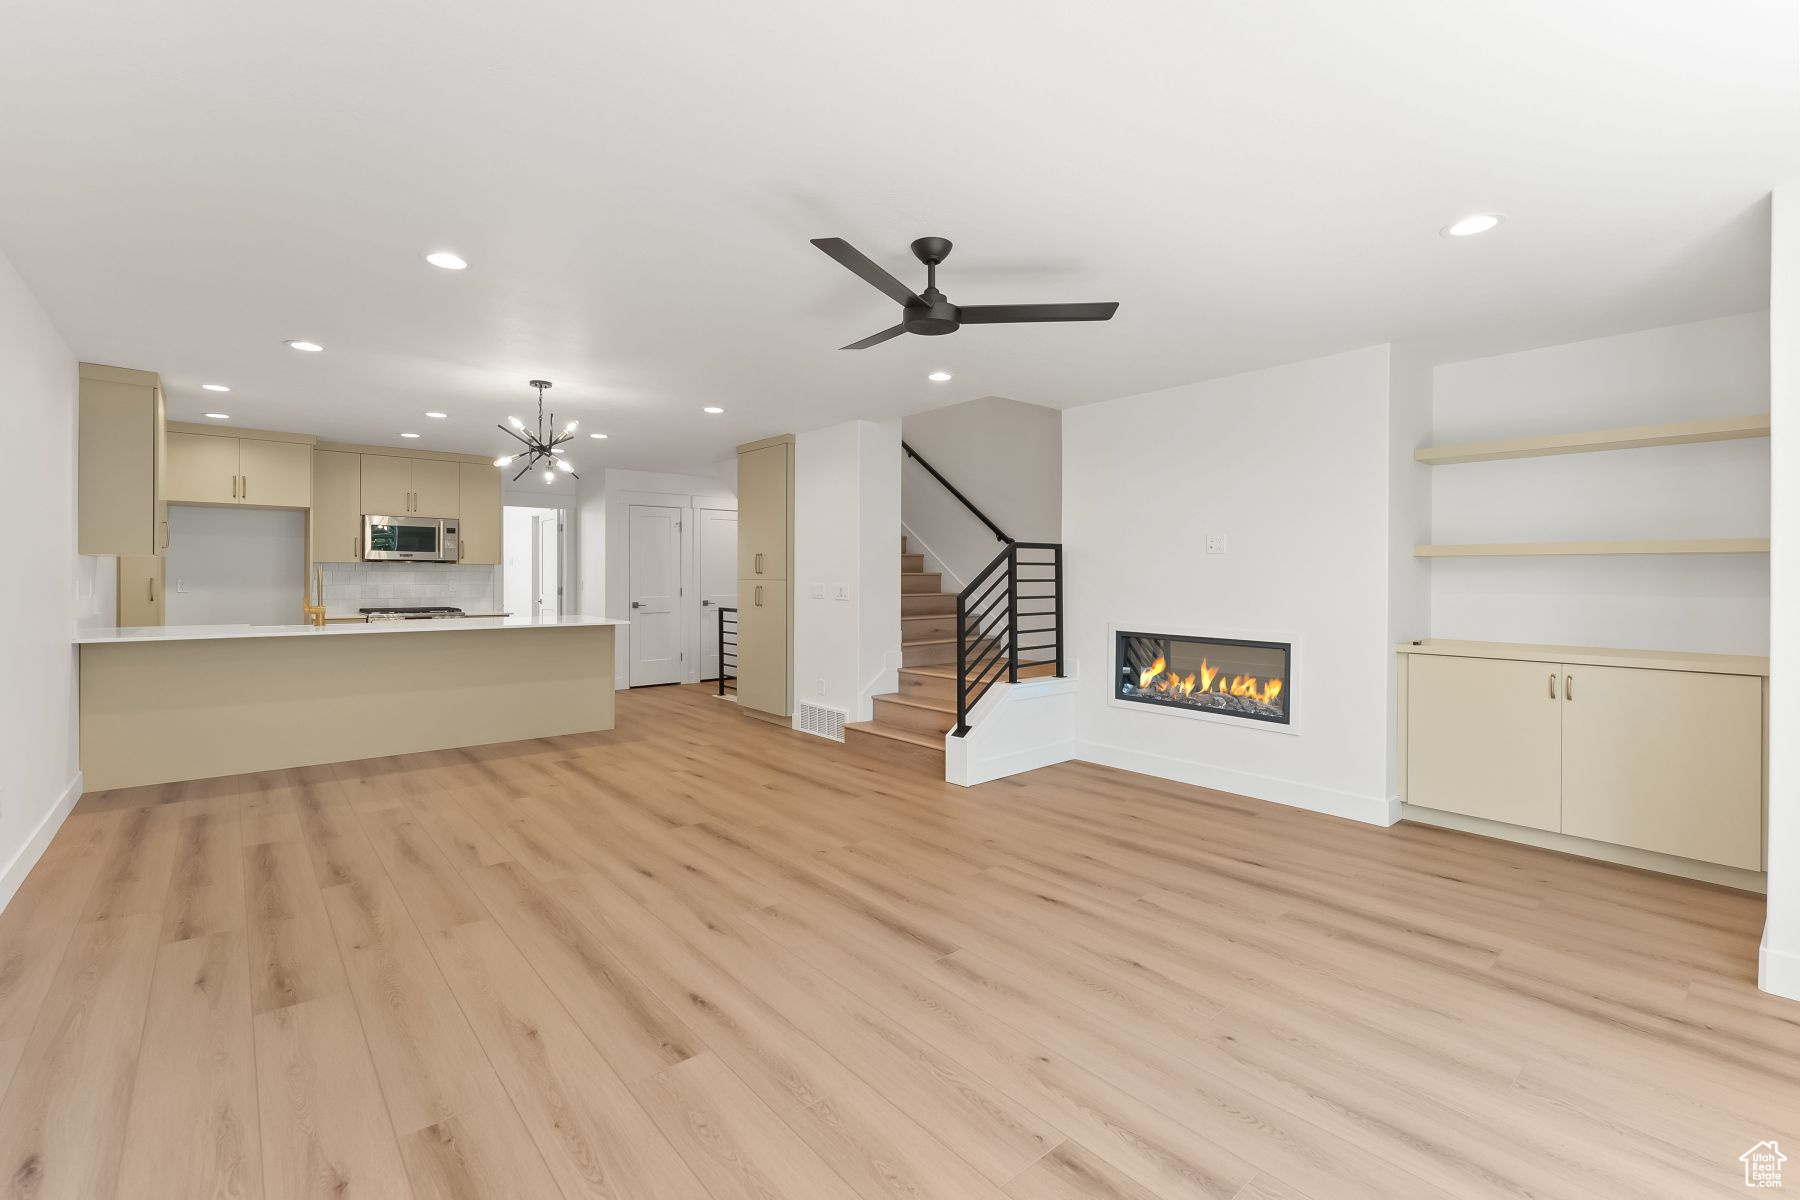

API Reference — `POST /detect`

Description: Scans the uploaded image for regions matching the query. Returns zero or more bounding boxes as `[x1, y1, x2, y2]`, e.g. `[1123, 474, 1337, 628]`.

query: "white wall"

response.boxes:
[1428, 313, 1771, 654]
[0, 248, 84, 910]
[164, 505, 306, 625]
[1064, 346, 1398, 823]
[1763, 186, 1799, 1002]
[793, 419, 902, 726]
[901, 395, 1060, 586]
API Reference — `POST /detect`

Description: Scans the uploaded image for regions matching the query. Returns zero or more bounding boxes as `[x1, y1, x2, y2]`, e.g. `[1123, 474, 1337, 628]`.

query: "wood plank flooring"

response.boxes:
[0, 682, 1792, 1199]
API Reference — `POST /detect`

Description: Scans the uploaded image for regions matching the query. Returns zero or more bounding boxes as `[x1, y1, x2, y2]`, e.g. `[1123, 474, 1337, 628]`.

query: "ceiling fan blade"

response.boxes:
[812, 238, 921, 307]
[958, 301, 1120, 324]
[840, 322, 908, 350]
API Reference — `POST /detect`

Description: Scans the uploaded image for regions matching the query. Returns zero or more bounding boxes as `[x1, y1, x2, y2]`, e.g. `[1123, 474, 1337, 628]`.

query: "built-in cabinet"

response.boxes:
[361, 453, 460, 516]
[116, 556, 164, 627]
[735, 435, 795, 719]
[457, 463, 502, 565]
[1400, 641, 1766, 872]
[311, 450, 363, 563]
[166, 429, 313, 509]
[78, 364, 166, 557]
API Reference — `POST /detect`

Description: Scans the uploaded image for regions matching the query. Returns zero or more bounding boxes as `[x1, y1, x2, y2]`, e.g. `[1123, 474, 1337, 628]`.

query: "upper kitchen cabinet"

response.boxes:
[78, 363, 166, 557]
[311, 449, 362, 563]
[360, 453, 460, 516]
[457, 462, 502, 564]
[166, 426, 313, 509]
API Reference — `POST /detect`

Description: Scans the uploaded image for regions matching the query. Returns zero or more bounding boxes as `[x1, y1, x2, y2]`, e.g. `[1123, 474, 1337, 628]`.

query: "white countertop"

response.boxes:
[77, 614, 626, 645]
[1395, 637, 1769, 677]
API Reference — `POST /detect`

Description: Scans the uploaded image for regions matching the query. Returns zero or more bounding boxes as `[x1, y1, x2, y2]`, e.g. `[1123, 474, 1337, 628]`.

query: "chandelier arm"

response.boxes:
[497, 425, 534, 446]
[511, 463, 533, 482]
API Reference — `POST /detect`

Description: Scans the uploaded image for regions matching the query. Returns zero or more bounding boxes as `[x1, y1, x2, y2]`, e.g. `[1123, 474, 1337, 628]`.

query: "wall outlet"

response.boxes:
[834, 583, 850, 601]
[176, 579, 189, 593]
[817, 678, 826, 696]
[811, 582, 826, 599]
[1206, 534, 1228, 555]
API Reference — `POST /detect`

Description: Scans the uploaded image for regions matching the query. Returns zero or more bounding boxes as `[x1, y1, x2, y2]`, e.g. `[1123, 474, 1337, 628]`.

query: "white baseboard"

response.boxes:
[1074, 742, 1394, 826]
[1760, 928, 1800, 1002]
[0, 771, 83, 913]
[952, 739, 1075, 787]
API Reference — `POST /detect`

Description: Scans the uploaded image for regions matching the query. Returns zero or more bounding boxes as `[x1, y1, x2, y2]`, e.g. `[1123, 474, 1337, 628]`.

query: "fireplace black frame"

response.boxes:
[1115, 629, 1293, 727]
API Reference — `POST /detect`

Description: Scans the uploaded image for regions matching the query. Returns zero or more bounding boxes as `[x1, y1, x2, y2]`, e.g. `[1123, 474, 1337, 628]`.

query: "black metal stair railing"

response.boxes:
[953, 541, 1063, 736]
[716, 605, 738, 696]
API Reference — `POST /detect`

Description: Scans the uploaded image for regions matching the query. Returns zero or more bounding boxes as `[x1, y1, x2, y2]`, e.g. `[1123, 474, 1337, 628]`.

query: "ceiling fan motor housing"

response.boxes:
[906, 295, 961, 335]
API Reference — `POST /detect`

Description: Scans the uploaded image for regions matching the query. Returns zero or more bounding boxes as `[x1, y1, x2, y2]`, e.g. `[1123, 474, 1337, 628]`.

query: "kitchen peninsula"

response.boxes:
[76, 614, 622, 790]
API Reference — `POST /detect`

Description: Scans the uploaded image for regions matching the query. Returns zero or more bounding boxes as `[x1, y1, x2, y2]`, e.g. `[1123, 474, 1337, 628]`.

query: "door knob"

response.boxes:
[631, 601, 643, 609]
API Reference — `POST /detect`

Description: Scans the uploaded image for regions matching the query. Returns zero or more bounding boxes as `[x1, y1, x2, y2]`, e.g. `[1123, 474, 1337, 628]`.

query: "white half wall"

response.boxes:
[1064, 345, 1398, 825]
[793, 419, 901, 728]
[902, 395, 1060, 586]
[1428, 312, 1771, 655]
[1764, 186, 1799, 1002]
[0, 247, 83, 911]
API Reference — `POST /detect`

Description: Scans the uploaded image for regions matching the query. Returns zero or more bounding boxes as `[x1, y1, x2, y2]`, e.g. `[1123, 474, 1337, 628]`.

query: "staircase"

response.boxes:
[846, 536, 1056, 756]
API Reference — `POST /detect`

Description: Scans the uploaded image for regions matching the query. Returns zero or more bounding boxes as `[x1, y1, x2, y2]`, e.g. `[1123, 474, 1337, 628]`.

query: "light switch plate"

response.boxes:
[1206, 534, 1227, 555]
[811, 582, 826, 599]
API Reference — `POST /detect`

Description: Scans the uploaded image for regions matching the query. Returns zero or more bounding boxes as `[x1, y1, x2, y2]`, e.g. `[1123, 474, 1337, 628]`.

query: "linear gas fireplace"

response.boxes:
[1116, 630, 1292, 727]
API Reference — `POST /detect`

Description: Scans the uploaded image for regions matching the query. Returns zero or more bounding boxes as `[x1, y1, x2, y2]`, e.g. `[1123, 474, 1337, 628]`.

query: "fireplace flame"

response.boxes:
[1134, 655, 1283, 707]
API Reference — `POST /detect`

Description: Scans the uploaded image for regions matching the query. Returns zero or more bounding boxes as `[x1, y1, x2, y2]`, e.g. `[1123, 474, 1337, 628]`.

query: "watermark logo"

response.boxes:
[1742, 1141, 1786, 1188]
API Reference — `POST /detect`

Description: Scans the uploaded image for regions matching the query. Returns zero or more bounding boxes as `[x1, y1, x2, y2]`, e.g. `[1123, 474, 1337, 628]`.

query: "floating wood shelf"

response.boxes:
[1415, 538, 1770, 558]
[1414, 414, 1770, 466]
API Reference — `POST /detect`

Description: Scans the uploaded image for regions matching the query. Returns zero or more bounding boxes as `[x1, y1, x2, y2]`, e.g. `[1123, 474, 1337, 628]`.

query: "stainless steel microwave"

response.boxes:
[363, 514, 460, 561]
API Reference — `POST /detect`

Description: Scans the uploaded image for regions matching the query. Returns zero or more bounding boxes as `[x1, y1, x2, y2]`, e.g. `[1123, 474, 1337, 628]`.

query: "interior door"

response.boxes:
[1560, 664, 1763, 869]
[536, 514, 561, 619]
[697, 509, 738, 680]
[1406, 654, 1563, 832]
[628, 505, 683, 686]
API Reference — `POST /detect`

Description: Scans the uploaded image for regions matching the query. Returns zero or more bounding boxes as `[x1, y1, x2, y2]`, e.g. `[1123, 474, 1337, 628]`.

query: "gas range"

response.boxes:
[358, 606, 466, 621]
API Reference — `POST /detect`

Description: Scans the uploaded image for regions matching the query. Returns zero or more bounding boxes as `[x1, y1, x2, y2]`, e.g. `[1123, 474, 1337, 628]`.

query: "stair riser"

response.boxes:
[898, 671, 956, 705]
[845, 724, 944, 756]
[902, 614, 956, 641]
[902, 641, 958, 666]
[900, 552, 924, 573]
[901, 573, 942, 594]
[873, 698, 954, 737]
[902, 593, 956, 616]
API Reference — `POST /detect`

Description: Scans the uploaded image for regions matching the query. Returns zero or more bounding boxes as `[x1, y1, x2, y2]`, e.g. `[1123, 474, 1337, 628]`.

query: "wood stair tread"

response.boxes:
[844, 721, 944, 750]
[899, 661, 1059, 679]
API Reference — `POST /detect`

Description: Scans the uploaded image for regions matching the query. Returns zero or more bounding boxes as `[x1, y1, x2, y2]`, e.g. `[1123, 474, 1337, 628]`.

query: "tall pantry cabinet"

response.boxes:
[735, 435, 795, 719]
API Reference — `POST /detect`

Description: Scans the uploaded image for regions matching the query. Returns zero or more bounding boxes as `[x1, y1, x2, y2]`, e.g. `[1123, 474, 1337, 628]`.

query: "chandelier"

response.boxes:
[494, 379, 579, 483]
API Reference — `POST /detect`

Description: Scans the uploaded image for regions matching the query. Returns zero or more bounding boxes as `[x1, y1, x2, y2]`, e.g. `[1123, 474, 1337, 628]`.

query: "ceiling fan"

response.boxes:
[811, 236, 1119, 349]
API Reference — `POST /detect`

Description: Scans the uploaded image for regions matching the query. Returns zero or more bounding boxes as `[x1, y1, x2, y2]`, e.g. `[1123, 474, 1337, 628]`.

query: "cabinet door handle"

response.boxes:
[242, 475, 248, 500]
[755, 585, 763, 606]
[161, 520, 169, 550]
[148, 577, 156, 602]
[755, 551, 764, 575]
[1548, 672, 1556, 699]
[1565, 673, 1573, 701]
[231, 475, 238, 499]
[352, 535, 358, 559]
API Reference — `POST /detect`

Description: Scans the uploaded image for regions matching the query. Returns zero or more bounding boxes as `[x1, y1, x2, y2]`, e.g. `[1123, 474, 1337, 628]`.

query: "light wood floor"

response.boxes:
[0, 683, 1793, 1199]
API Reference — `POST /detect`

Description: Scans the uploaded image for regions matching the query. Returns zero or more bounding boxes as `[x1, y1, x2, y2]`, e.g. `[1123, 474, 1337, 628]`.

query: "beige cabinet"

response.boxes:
[735, 581, 790, 716]
[117, 556, 164, 627]
[360, 454, 413, 514]
[168, 432, 312, 508]
[735, 435, 796, 718]
[312, 450, 363, 563]
[1402, 647, 1766, 871]
[1561, 665, 1763, 870]
[1407, 655, 1563, 832]
[360, 453, 460, 515]
[737, 441, 791, 579]
[79, 365, 165, 557]
[457, 463, 502, 565]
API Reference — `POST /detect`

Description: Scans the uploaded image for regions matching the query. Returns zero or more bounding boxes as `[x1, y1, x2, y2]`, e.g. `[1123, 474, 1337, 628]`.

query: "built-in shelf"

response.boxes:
[1415, 538, 1770, 558]
[1414, 414, 1771, 466]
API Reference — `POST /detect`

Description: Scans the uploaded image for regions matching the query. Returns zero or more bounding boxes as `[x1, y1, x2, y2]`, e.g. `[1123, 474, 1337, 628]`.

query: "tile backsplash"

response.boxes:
[320, 562, 501, 613]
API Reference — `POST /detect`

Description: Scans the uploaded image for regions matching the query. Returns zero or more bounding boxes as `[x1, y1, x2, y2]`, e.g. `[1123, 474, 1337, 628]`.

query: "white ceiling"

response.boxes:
[1, 1, 1794, 472]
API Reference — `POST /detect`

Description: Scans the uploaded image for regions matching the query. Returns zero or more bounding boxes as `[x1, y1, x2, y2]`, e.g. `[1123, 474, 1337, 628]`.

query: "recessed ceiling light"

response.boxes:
[424, 411, 447, 419]
[1442, 213, 1502, 238]
[286, 340, 324, 352]
[703, 406, 724, 414]
[425, 251, 468, 270]
[202, 383, 231, 392]
[400, 432, 421, 439]
[204, 413, 230, 420]
[588, 432, 608, 439]
[927, 371, 953, 382]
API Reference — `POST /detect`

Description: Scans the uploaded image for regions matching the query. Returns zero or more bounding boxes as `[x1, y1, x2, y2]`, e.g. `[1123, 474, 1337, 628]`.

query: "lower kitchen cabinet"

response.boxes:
[735, 578, 790, 717]
[1560, 664, 1763, 871]
[117, 556, 164, 626]
[1400, 642, 1767, 873]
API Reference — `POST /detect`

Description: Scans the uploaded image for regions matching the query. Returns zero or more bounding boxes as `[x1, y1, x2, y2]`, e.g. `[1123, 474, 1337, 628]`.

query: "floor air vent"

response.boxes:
[797, 701, 847, 741]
